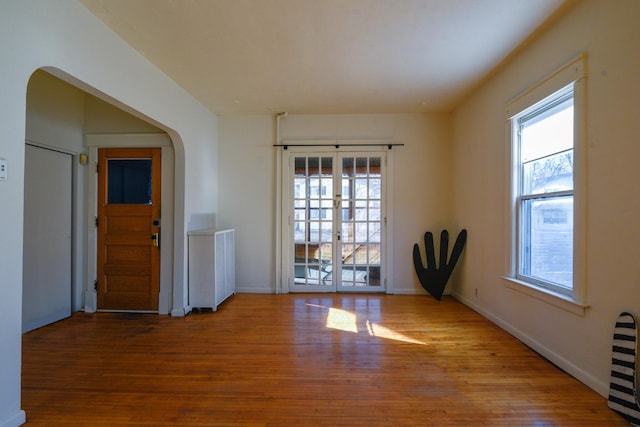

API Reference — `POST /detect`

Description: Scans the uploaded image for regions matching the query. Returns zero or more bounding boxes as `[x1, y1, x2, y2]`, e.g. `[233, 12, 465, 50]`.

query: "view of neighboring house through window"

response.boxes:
[514, 85, 574, 295]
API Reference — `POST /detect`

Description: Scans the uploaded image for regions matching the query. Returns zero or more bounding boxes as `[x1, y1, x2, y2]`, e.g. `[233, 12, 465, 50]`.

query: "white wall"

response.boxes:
[451, 0, 640, 397]
[0, 1, 218, 425]
[84, 93, 163, 134]
[218, 113, 455, 294]
[217, 116, 276, 292]
[26, 71, 86, 151]
[26, 71, 86, 312]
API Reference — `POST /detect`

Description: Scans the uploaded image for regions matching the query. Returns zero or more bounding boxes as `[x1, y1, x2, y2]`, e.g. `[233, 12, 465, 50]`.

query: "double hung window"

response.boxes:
[506, 54, 587, 308]
[515, 87, 574, 294]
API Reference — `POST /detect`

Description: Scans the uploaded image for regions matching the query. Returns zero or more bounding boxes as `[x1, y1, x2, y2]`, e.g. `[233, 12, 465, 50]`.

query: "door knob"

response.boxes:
[151, 232, 159, 247]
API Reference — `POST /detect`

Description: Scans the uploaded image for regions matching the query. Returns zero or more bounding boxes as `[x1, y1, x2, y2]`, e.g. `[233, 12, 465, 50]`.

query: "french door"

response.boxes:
[285, 149, 387, 293]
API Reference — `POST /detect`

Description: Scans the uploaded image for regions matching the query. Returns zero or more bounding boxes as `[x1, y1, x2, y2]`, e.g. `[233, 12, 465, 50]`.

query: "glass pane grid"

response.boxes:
[340, 156, 382, 289]
[292, 154, 383, 290]
[293, 156, 333, 287]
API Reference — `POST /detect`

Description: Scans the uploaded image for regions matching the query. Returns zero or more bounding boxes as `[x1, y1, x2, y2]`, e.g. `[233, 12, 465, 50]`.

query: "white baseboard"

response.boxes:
[171, 306, 188, 317]
[392, 287, 454, 297]
[83, 289, 97, 313]
[0, 410, 26, 427]
[451, 290, 609, 398]
[390, 288, 421, 295]
[22, 309, 71, 333]
[235, 286, 275, 294]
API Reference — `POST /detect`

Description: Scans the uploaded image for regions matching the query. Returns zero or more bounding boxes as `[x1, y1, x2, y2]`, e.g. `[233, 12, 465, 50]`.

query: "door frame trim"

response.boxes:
[276, 142, 395, 294]
[85, 133, 174, 314]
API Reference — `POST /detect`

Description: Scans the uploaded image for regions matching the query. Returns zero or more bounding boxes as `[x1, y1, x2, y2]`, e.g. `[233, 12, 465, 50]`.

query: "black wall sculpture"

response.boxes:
[413, 229, 467, 300]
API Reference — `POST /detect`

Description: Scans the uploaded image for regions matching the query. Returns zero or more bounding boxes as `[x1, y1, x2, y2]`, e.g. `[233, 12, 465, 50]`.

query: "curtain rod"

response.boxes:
[273, 143, 404, 150]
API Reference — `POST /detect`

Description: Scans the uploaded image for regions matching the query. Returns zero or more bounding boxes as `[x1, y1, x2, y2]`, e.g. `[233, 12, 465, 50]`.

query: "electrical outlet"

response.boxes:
[0, 159, 7, 181]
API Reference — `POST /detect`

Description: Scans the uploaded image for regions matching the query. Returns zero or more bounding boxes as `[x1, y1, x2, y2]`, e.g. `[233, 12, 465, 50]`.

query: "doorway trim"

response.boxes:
[85, 133, 174, 314]
[276, 141, 395, 294]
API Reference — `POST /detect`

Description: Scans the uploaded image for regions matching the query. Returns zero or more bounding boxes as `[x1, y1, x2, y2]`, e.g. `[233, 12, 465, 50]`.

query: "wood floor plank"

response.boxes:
[22, 294, 628, 426]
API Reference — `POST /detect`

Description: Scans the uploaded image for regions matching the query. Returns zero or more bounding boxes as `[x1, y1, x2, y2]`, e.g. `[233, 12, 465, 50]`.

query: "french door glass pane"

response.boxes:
[294, 156, 333, 286]
[340, 156, 382, 288]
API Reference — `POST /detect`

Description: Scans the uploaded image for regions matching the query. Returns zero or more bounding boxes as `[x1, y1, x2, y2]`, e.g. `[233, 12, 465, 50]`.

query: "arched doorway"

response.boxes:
[23, 69, 176, 328]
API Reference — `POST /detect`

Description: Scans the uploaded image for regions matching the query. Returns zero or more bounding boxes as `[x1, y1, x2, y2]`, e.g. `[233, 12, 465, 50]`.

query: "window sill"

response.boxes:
[501, 276, 589, 317]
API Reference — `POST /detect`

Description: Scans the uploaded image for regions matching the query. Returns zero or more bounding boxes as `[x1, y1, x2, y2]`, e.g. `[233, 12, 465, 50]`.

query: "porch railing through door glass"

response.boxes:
[293, 156, 334, 286]
[340, 156, 382, 287]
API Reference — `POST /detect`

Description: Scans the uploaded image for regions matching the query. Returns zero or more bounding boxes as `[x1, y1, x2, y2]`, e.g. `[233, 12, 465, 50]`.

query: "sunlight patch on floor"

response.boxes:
[365, 320, 424, 345]
[314, 305, 424, 345]
[326, 307, 358, 333]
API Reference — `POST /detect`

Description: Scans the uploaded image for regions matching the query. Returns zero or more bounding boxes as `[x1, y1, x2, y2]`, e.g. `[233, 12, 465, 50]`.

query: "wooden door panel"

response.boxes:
[101, 294, 155, 311]
[97, 147, 161, 311]
[105, 236, 153, 246]
[106, 216, 150, 233]
[106, 246, 151, 263]
[106, 276, 151, 293]
[104, 264, 151, 276]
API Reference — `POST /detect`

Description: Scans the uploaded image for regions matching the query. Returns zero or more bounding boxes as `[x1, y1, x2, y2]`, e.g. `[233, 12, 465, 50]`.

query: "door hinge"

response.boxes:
[94, 216, 99, 228]
[94, 280, 98, 291]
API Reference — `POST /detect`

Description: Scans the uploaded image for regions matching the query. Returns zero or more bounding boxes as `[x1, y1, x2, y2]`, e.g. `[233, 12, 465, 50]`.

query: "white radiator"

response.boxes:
[188, 228, 235, 311]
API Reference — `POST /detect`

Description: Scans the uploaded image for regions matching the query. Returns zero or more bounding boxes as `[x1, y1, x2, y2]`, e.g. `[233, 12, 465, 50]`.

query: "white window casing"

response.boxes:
[503, 54, 589, 316]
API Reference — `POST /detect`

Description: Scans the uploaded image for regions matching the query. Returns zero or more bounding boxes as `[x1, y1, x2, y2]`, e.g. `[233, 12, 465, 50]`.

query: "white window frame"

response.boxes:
[516, 85, 574, 294]
[503, 54, 589, 316]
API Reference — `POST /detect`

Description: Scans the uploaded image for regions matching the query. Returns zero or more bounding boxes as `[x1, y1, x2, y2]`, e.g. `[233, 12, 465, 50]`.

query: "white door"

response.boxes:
[285, 149, 387, 293]
[23, 144, 72, 332]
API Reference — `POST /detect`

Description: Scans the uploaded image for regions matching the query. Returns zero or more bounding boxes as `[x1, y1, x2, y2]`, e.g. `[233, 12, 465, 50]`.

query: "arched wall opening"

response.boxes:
[2, 4, 219, 423]
[23, 68, 184, 321]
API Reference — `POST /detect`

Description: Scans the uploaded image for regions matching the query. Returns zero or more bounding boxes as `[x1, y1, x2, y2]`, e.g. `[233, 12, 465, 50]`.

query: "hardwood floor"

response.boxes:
[22, 294, 628, 426]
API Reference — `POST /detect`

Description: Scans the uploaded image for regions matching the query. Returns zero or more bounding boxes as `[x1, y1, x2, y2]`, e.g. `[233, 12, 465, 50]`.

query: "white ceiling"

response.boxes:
[79, 0, 570, 115]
